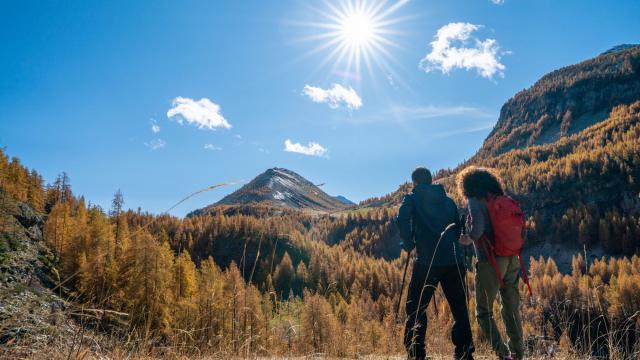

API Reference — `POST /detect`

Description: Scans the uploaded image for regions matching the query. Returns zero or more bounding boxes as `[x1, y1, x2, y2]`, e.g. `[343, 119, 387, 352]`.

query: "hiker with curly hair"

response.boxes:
[457, 166, 525, 360]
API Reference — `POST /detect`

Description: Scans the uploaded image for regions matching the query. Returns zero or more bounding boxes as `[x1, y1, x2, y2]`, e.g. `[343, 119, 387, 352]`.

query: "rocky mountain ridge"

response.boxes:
[193, 167, 351, 215]
[476, 45, 640, 159]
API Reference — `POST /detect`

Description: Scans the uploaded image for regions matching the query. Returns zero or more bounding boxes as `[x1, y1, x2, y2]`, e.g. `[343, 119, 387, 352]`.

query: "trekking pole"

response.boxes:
[395, 248, 413, 324]
[395, 222, 457, 325]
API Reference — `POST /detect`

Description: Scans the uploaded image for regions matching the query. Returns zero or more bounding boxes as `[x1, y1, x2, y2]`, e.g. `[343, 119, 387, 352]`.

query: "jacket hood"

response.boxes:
[412, 183, 447, 202]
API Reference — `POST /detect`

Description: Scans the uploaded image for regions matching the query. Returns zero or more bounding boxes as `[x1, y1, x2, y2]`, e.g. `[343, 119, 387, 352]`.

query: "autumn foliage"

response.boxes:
[1, 92, 640, 359]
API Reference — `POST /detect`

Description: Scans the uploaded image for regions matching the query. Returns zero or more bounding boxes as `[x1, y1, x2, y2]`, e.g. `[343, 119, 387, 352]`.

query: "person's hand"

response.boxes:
[401, 240, 415, 252]
[459, 234, 473, 246]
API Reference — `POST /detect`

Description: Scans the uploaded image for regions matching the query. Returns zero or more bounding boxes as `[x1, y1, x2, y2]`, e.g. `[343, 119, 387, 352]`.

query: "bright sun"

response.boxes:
[340, 12, 375, 48]
[295, 0, 408, 81]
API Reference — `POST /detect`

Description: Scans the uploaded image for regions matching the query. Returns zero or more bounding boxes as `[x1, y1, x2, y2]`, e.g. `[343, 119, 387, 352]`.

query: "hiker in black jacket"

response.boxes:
[397, 167, 474, 360]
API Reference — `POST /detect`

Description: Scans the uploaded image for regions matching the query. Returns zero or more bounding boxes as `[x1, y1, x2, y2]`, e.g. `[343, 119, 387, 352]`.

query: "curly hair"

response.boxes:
[456, 166, 504, 199]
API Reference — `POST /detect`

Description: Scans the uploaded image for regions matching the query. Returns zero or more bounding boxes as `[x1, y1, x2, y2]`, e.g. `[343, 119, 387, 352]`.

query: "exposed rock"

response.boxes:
[0, 199, 104, 358]
[26, 225, 43, 242]
[16, 202, 43, 228]
[476, 46, 640, 159]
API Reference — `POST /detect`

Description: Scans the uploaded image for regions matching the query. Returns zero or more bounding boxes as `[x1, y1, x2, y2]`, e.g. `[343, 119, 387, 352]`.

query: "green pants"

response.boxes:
[475, 256, 524, 359]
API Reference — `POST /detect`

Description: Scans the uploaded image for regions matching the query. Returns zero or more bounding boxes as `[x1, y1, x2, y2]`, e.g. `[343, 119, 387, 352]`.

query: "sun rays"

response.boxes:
[294, 0, 410, 82]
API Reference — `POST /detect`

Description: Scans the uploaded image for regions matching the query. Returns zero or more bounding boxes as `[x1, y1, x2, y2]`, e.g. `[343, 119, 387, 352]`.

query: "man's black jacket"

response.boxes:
[396, 183, 463, 266]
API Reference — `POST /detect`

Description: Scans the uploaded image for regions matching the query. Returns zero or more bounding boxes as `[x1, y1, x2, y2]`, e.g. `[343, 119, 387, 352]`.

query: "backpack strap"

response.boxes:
[517, 251, 533, 296]
[478, 234, 505, 289]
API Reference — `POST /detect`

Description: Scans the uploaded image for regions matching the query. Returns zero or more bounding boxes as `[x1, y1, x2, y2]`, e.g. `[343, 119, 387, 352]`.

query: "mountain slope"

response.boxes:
[602, 44, 640, 55]
[355, 47, 640, 262]
[362, 45, 640, 208]
[476, 45, 640, 159]
[194, 168, 350, 214]
[0, 191, 97, 356]
[333, 195, 355, 205]
[452, 101, 640, 255]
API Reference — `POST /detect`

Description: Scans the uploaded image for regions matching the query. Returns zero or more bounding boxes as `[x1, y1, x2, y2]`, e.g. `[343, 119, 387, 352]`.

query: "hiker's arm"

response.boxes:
[397, 194, 415, 252]
[453, 204, 463, 235]
[456, 205, 473, 246]
[467, 197, 485, 241]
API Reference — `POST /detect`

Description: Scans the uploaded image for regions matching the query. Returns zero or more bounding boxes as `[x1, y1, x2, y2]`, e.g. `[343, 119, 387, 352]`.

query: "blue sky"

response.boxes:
[1, 0, 638, 216]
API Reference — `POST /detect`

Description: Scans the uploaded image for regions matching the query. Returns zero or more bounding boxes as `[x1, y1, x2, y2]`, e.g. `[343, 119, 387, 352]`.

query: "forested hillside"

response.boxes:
[442, 101, 640, 256]
[477, 45, 640, 158]
[361, 102, 640, 262]
[358, 48, 640, 260]
[1, 147, 640, 358]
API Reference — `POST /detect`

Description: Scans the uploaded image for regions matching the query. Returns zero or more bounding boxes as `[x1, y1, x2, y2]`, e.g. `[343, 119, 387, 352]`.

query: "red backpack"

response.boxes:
[487, 195, 525, 256]
[479, 195, 532, 295]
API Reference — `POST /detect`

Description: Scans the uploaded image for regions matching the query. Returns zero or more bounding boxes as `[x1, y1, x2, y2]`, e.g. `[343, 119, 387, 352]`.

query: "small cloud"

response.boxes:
[419, 22, 506, 79]
[386, 73, 395, 87]
[258, 147, 270, 154]
[284, 139, 328, 157]
[490, 0, 505, 4]
[303, 84, 362, 110]
[235, 134, 244, 145]
[167, 97, 231, 130]
[204, 144, 222, 151]
[150, 119, 161, 134]
[145, 139, 166, 150]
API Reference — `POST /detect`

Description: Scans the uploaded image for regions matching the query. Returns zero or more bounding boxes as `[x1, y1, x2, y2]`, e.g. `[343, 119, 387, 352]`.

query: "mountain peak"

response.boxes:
[195, 167, 350, 214]
[333, 195, 355, 206]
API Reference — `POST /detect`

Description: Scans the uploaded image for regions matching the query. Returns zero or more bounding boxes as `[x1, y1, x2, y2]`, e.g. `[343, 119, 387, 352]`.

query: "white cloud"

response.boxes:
[204, 144, 222, 151]
[167, 97, 231, 130]
[150, 119, 160, 133]
[490, 0, 505, 4]
[302, 84, 362, 110]
[145, 139, 166, 150]
[284, 139, 328, 157]
[420, 22, 506, 79]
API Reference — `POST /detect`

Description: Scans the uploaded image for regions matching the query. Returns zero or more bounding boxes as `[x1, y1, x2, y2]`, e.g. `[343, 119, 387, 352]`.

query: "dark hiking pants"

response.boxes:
[404, 263, 474, 360]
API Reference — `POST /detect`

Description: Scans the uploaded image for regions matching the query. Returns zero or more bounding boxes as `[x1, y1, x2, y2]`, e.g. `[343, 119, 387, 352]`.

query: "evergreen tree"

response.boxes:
[126, 231, 175, 338]
[174, 250, 197, 299]
[274, 251, 294, 298]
